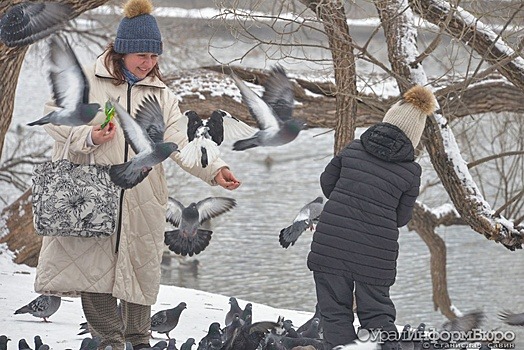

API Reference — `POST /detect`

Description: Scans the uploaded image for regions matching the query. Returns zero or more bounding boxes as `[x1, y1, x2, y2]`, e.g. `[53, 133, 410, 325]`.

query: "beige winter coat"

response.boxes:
[34, 51, 228, 305]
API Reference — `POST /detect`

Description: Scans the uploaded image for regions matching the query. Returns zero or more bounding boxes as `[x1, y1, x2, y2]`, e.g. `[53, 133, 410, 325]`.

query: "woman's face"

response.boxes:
[122, 52, 159, 79]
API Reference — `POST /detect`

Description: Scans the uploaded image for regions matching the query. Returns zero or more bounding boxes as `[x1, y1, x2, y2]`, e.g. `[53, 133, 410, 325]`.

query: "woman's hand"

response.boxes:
[91, 122, 116, 145]
[214, 167, 241, 190]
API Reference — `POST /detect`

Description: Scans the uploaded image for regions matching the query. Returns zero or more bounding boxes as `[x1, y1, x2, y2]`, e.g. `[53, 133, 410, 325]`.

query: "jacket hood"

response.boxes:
[360, 122, 415, 162]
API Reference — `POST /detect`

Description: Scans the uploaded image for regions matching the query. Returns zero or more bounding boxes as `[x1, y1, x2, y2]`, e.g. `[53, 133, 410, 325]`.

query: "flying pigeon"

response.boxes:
[279, 197, 324, 249]
[150, 302, 187, 339]
[164, 196, 236, 257]
[498, 310, 524, 326]
[14, 294, 61, 322]
[231, 65, 305, 151]
[0, 2, 73, 47]
[109, 95, 179, 189]
[225, 297, 243, 327]
[27, 35, 100, 127]
[178, 110, 255, 168]
[221, 321, 279, 350]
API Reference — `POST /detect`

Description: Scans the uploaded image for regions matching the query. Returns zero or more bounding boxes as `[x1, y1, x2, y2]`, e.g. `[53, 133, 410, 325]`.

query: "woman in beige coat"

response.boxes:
[34, 0, 239, 348]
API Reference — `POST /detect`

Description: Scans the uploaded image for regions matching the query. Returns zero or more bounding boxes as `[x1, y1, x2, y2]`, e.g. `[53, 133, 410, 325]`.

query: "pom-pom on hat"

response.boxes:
[382, 85, 437, 147]
[114, 0, 162, 55]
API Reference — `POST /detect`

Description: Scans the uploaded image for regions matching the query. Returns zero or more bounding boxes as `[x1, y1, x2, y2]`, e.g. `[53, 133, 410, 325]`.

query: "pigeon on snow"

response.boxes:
[164, 196, 236, 257]
[221, 321, 279, 350]
[225, 297, 243, 328]
[109, 95, 179, 189]
[14, 294, 61, 322]
[296, 303, 322, 334]
[180, 338, 195, 350]
[27, 35, 100, 127]
[231, 65, 305, 151]
[279, 197, 324, 249]
[198, 322, 223, 350]
[0, 336, 10, 350]
[150, 302, 187, 339]
[498, 310, 524, 326]
[166, 339, 177, 350]
[0, 2, 73, 47]
[178, 110, 255, 168]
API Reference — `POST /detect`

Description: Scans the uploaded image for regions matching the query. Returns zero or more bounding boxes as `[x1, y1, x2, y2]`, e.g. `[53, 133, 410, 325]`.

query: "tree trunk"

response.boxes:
[407, 203, 465, 319]
[299, 0, 358, 154]
[0, 188, 40, 267]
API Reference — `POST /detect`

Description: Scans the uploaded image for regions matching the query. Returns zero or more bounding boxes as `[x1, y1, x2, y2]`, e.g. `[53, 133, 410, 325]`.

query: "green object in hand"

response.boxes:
[101, 99, 115, 129]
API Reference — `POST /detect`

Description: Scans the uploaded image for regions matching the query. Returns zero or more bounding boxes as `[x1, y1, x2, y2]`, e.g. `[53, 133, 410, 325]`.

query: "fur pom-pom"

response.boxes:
[402, 85, 437, 116]
[123, 0, 153, 18]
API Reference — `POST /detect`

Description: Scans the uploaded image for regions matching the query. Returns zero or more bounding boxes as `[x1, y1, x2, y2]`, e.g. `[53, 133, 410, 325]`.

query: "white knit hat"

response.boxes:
[382, 85, 437, 147]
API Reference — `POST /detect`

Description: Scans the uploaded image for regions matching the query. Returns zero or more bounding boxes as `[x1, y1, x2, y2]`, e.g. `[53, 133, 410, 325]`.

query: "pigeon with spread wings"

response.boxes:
[279, 197, 324, 249]
[109, 95, 178, 189]
[27, 35, 100, 127]
[165, 196, 236, 256]
[0, 2, 73, 47]
[231, 65, 305, 151]
[178, 110, 255, 168]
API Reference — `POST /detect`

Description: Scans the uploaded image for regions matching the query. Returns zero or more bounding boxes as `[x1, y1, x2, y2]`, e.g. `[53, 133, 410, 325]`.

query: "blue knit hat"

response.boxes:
[114, 0, 163, 55]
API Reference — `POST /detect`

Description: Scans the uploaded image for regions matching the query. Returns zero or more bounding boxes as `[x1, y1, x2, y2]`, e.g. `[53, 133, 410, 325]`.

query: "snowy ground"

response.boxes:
[0, 244, 382, 350]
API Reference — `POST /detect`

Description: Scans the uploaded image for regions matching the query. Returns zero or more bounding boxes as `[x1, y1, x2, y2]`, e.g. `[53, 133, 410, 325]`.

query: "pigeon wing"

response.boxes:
[262, 65, 294, 122]
[151, 310, 168, 329]
[0, 2, 72, 47]
[207, 111, 224, 145]
[185, 111, 204, 142]
[134, 95, 166, 144]
[47, 35, 88, 110]
[166, 197, 186, 227]
[498, 310, 524, 326]
[195, 197, 237, 224]
[231, 74, 280, 131]
[306, 197, 324, 221]
[217, 110, 257, 141]
[29, 295, 50, 313]
[111, 98, 154, 155]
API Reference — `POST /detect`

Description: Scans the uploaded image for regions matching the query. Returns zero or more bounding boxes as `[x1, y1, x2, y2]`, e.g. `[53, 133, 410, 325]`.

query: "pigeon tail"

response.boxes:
[279, 220, 309, 248]
[27, 111, 54, 126]
[14, 305, 31, 315]
[180, 138, 220, 168]
[109, 162, 151, 189]
[164, 229, 213, 257]
[232, 136, 259, 151]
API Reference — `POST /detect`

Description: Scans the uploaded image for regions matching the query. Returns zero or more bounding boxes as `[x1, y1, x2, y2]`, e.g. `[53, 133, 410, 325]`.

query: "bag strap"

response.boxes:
[60, 129, 95, 164]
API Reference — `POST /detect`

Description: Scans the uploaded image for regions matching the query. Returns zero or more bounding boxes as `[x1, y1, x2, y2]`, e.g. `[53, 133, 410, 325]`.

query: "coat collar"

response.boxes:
[94, 50, 167, 89]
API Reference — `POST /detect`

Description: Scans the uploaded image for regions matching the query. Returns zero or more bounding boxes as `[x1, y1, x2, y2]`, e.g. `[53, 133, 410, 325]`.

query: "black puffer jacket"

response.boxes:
[307, 123, 421, 286]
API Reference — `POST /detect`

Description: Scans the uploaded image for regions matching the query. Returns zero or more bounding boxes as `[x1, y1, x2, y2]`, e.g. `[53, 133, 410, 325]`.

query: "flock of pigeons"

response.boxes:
[2, 3, 523, 350]
[9, 293, 524, 350]
[1, 1, 307, 190]
[1, 0, 314, 257]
